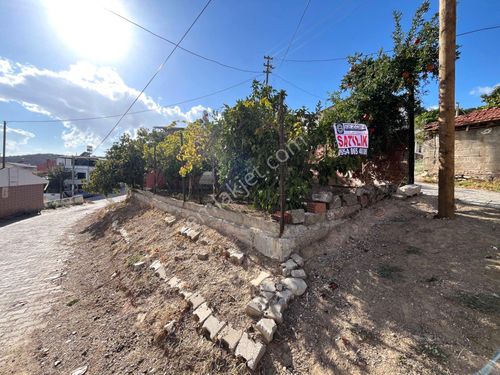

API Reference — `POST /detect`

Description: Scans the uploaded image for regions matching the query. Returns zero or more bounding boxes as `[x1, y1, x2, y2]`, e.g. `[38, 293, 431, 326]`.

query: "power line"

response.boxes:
[105, 8, 260, 74]
[274, 73, 325, 101]
[7, 76, 259, 124]
[94, 0, 213, 152]
[282, 24, 500, 63]
[277, 0, 312, 69]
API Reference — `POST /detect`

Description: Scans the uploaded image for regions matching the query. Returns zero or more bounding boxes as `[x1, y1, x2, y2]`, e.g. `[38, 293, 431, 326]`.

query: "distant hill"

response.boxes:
[4, 153, 60, 166]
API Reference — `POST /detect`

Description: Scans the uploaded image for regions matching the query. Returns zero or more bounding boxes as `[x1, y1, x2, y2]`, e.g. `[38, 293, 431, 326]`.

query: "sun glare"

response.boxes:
[44, 0, 131, 61]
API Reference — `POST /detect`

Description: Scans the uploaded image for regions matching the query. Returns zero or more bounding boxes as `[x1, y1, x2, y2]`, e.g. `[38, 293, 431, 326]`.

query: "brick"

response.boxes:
[256, 318, 277, 343]
[235, 332, 266, 371]
[150, 260, 167, 279]
[271, 211, 292, 223]
[186, 228, 201, 241]
[217, 324, 243, 352]
[202, 315, 226, 341]
[193, 302, 212, 324]
[307, 201, 326, 214]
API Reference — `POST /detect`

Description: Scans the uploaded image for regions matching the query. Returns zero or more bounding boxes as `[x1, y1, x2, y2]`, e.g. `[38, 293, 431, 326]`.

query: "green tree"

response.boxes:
[47, 165, 71, 199]
[106, 133, 146, 188]
[481, 86, 500, 108]
[84, 159, 117, 196]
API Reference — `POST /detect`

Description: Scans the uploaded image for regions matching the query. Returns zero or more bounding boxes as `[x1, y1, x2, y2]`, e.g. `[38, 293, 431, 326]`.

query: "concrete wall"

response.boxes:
[422, 125, 500, 180]
[131, 190, 347, 261]
[0, 184, 44, 219]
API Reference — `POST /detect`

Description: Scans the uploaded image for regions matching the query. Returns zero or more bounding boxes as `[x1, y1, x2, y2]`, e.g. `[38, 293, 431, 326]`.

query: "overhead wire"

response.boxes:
[105, 8, 260, 74]
[282, 24, 500, 63]
[6, 76, 260, 124]
[93, 0, 213, 152]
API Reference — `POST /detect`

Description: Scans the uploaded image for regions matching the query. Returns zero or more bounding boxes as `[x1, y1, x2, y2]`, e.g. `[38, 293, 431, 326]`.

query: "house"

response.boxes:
[55, 153, 102, 192]
[5, 162, 38, 172]
[0, 166, 48, 219]
[422, 107, 500, 180]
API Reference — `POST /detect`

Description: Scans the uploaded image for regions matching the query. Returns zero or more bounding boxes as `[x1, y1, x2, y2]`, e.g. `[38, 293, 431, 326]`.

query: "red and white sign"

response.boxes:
[332, 123, 369, 156]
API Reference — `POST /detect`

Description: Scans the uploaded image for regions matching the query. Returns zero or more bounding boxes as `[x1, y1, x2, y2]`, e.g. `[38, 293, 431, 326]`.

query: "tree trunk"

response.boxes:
[408, 86, 415, 184]
[437, 0, 456, 218]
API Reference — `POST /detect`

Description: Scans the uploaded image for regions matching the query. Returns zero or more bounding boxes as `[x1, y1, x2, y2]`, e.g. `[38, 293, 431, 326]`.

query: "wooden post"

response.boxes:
[408, 86, 415, 184]
[180, 132, 186, 202]
[278, 91, 286, 237]
[437, 0, 456, 218]
[153, 143, 157, 194]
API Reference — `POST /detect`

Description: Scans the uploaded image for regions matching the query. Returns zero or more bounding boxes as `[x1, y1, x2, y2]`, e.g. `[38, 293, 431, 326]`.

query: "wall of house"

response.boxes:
[0, 184, 44, 219]
[422, 125, 500, 179]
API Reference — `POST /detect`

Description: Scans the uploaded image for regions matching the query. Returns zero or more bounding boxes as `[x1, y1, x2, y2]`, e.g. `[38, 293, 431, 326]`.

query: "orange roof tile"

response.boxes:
[425, 107, 500, 131]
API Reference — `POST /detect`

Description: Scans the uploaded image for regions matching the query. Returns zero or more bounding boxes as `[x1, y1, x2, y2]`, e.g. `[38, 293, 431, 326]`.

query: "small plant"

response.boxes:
[377, 264, 403, 279]
[418, 340, 448, 361]
[127, 253, 143, 266]
[66, 298, 79, 307]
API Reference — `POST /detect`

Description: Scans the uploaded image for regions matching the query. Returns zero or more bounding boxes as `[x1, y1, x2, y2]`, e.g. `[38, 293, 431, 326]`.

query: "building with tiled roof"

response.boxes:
[422, 107, 500, 180]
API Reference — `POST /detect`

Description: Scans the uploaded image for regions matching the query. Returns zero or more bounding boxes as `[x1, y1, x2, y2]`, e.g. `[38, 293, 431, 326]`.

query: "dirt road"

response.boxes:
[0, 196, 124, 361]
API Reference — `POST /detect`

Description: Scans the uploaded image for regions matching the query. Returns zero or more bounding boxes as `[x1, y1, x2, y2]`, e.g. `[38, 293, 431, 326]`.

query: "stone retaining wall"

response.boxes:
[132, 186, 391, 260]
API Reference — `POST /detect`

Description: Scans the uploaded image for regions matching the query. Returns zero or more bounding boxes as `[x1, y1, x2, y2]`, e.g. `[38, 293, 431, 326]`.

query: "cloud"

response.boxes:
[6, 127, 35, 153]
[0, 58, 210, 151]
[469, 83, 499, 96]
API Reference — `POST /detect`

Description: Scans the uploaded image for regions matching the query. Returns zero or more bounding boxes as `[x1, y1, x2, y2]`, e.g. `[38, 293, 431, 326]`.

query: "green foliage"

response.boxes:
[87, 133, 146, 195]
[214, 81, 314, 211]
[84, 159, 116, 196]
[415, 108, 438, 143]
[47, 165, 71, 196]
[481, 86, 500, 108]
[178, 120, 212, 177]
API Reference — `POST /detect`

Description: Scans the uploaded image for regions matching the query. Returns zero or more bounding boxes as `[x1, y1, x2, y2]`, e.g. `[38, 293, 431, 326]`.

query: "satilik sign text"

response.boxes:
[332, 123, 369, 156]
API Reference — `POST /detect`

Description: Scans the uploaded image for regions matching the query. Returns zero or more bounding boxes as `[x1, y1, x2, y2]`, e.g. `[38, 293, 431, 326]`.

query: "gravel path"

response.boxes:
[0, 196, 124, 360]
[419, 182, 500, 208]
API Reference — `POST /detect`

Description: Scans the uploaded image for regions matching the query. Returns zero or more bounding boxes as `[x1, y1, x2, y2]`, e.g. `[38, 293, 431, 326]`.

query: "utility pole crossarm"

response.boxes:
[263, 56, 274, 87]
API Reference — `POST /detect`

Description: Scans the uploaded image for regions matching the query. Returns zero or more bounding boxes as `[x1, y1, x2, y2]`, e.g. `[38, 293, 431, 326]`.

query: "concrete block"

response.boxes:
[281, 259, 298, 272]
[312, 191, 333, 203]
[132, 261, 146, 270]
[167, 276, 182, 289]
[256, 318, 277, 343]
[186, 228, 201, 241]
[341, 193, 358, 206]
[179, 290, 192, 299]
[180, 226, 190, 236]
[228, 248, 245, 265]
[281, 277, 307, 296]
[291, 269, 306, 279]
[193, 302, 212, 324]
[275, 289, 294, 309]
[263, 303, 284, 324]
[187, 292, 206, 309]
[235, 332, 266, 371]
[288, 209, 305, 224]
[290, 253, 304, 267]
[397, 184, 422, 197]
[150, 260, 167, 279]
[245, 296, 268, 318]
[164, 215, 176, 226]
[331, 195, 342, 208]
[259, 278, 277, 293]
[304, 212, 325, 226]
[250, 271, 272, 290]
[217, 324, 243, 352]
[202, 315, 226, 341]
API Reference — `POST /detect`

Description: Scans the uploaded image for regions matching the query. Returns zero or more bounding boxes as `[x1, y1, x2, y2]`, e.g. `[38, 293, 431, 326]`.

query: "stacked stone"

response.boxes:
[245, 253, 307, 349]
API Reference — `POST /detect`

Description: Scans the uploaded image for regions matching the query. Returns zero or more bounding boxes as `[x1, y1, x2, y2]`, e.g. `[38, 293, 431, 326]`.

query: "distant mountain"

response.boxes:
[4, 153, 60, 166]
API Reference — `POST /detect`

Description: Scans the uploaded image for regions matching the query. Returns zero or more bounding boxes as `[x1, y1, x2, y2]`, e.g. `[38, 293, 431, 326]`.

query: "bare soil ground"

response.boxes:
[3, 194, 499, 374]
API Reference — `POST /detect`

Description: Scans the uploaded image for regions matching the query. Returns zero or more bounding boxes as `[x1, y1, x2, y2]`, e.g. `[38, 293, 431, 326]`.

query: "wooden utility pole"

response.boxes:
[263, 56, 274, 87]
[278, 91, 286, 237]
[408, 86, 415, 184]
[2, 121, 6, 169]
[437, 0, 456, 218]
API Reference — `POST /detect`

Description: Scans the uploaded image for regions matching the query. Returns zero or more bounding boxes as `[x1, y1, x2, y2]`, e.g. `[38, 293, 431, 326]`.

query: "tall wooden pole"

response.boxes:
[437, 0, 456, 218]
[408, 86, 415, 184]
[278, 91, 286, 237]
